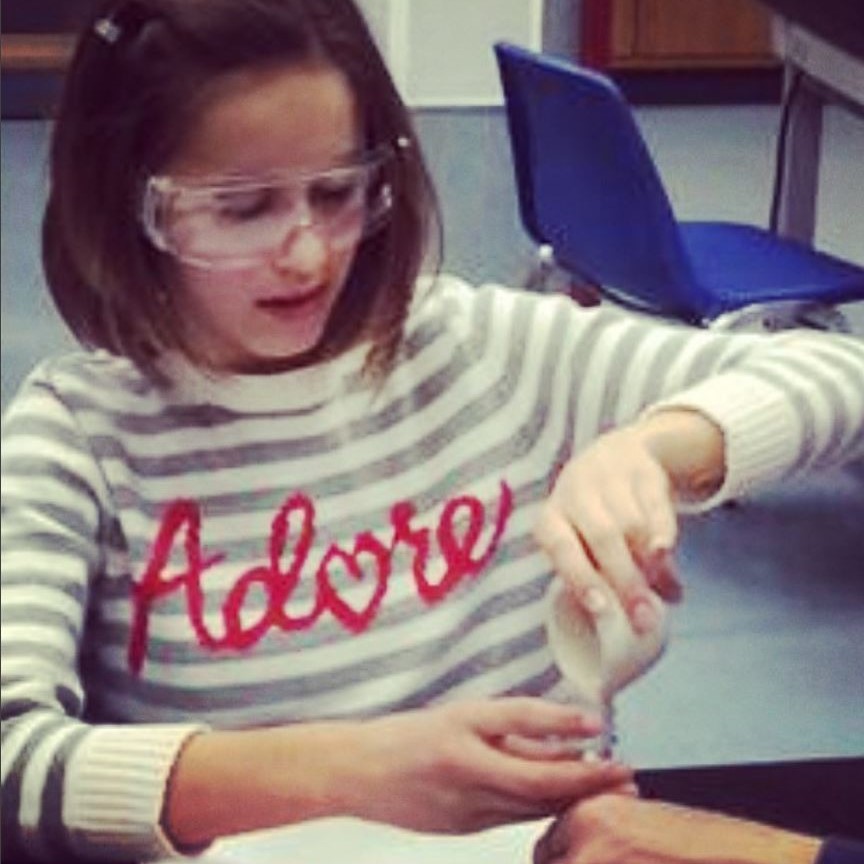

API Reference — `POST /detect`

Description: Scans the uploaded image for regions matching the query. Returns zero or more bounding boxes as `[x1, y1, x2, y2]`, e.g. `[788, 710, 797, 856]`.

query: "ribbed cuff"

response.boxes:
[645, 370, 803, 512]
[63, 723, 208, 861]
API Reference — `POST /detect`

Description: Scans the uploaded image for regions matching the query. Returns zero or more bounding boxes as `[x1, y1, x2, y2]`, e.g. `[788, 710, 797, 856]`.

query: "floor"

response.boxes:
[2, 104, 863, 770]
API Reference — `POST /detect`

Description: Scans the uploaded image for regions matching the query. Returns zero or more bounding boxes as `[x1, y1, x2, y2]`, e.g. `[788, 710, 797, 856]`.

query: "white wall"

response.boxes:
[357, 0, 544, 106]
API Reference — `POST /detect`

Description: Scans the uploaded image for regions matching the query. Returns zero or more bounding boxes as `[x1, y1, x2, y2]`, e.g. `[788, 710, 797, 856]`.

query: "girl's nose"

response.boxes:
[270, 221, 328, 279]
[270, 203, 329, 278]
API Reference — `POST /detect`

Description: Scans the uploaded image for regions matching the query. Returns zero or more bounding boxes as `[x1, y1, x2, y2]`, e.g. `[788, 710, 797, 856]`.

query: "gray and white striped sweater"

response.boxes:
[2, 275, 863, 862]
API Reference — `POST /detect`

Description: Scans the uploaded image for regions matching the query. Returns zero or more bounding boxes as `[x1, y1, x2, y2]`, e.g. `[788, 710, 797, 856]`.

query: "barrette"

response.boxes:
[93, 16, 123, 44]
[92, 2, 155, 48]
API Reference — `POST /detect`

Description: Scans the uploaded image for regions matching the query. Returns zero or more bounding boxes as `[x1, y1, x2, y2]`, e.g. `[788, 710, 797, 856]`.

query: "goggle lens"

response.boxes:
[142, 154, 393, 269]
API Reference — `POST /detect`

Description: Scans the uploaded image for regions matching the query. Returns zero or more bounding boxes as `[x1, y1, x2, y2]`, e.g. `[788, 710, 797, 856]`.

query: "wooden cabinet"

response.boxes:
[608, 0, 776, 69]
[1, 0, 88, 70]
[1, 0, 92, 117]
[1, 33, 76, 72]
[581, 0, 781, 103]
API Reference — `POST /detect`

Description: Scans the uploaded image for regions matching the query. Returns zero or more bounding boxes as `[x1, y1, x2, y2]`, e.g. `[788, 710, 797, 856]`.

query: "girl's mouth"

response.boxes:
[255, 286, 326, 313]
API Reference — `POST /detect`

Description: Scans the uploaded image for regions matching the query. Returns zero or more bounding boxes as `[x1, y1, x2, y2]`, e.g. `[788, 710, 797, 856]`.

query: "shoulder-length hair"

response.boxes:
[43, 0, 441, 379]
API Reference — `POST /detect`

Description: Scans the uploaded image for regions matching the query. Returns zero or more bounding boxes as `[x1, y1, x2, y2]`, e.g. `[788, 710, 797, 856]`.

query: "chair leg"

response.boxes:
[796, 305, 852, 333]
[524, 245, 603, 307]
[524, 244, 557, 292]
[710, 301, 851, 334]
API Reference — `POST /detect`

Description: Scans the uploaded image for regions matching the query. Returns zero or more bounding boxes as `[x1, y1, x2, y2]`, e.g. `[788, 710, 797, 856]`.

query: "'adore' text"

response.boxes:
[128, 482, 513, 673]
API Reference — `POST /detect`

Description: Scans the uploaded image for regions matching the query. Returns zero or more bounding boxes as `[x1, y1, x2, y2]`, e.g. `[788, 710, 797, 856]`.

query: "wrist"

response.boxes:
[163, 722, 363, 848]
[634, 409, 725, 503]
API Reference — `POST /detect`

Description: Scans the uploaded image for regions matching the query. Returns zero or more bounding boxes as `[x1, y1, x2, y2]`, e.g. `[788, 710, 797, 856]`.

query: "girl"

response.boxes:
[1, 0, 862, 861]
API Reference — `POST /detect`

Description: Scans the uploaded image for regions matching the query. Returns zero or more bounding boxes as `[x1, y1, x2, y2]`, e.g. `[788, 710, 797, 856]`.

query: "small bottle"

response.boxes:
[545, 579, 669, 756]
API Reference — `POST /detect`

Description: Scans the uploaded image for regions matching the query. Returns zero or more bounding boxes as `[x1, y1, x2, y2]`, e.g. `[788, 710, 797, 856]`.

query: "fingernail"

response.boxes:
[632, 598, 660, 633]
[583, 587, 608, 615]
[646, 547, 671, 569]
[577, 713, 604, 733]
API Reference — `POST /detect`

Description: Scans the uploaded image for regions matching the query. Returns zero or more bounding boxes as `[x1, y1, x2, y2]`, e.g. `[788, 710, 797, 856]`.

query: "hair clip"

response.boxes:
[94, 16, 123, 44]
[92, 2, 156, 49]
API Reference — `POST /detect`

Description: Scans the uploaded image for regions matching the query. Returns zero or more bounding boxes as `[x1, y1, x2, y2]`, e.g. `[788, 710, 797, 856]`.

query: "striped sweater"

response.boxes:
[2, 275, 863, 863]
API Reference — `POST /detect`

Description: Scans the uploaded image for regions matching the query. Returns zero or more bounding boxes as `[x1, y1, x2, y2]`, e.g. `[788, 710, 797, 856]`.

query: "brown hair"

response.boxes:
[43, 0, 441, 378]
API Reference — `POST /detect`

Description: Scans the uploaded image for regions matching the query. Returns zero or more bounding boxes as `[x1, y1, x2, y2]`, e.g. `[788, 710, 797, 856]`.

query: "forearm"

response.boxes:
[164, 721, 362, 848]
[699, 814, 822, 864]
[632, 330, 864, 505]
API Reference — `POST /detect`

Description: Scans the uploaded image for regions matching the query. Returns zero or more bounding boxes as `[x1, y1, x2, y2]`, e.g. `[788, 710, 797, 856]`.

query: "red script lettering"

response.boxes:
[128, 482, 513, 673]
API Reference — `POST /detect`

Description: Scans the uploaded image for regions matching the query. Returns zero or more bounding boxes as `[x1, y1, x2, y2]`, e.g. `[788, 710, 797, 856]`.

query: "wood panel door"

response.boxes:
[608, 0, 776, 69]
[580, 0, 781, 104]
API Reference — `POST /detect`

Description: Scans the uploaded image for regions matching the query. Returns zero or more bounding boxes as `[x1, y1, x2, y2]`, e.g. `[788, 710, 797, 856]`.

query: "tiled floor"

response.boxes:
[2, 105, 863, 769]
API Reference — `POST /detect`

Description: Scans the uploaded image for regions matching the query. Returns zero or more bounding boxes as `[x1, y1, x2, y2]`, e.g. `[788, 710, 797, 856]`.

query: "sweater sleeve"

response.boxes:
[544, 289, 864, 509]
[641, 328, 864, 509]
[815, 838, 864, 864]
[1, 369, 205, 863]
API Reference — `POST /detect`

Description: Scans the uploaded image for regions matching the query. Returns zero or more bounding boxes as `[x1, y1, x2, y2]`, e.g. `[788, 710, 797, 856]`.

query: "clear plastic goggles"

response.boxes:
[140, 148, 393, 269]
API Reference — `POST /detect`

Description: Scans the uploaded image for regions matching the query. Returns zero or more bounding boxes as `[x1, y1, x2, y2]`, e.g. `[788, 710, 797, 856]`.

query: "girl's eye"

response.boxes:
[308, 177, 363, 214]
[215, 187, 278, 221]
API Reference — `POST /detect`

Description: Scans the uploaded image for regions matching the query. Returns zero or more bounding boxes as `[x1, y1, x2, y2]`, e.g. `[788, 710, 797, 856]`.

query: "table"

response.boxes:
[760, 0, 864, 242]
[152, 759, 861, 863]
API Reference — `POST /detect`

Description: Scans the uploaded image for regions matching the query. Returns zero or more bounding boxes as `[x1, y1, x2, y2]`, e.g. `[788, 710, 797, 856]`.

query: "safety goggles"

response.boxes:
[140, 148, 394, 269]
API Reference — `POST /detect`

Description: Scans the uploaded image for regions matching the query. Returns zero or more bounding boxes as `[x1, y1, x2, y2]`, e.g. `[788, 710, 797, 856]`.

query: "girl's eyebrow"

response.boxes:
[164, 148, 374, 189]
[212, 185, 277, 202]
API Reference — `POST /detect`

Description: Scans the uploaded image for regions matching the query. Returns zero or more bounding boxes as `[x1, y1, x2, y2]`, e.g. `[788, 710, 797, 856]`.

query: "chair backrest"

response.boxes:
[494, 42, 707, 319]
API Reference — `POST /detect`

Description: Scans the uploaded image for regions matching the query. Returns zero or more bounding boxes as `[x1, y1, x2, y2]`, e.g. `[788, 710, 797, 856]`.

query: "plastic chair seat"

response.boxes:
[679, 222, 864, 318]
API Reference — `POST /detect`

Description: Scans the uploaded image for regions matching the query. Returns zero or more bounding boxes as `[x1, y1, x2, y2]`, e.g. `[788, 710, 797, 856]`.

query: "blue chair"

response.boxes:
[494, 42, 864, 330]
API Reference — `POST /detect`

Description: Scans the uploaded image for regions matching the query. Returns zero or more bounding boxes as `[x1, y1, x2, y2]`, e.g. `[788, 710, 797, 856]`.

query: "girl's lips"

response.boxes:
[255, 286, 326, 311]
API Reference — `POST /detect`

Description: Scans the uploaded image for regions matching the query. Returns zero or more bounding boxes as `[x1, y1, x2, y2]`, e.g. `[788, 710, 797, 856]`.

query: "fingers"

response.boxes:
[470, 759, 634, 830]
[632, 457, 678, 553]
[632, 466, 682, 603]
[574, 506, 649, 621]
[535, 433, 681, 632]
[455, 698, 633, 805]
[469, 697, 604, 740]
[472, 738, 633, 805]
[501, 733, 597, 761]
[501, 752, 632, 802]
[536, 500, 660, 633]
[635, 547, 682, 603]
[534, 506, 611, 616]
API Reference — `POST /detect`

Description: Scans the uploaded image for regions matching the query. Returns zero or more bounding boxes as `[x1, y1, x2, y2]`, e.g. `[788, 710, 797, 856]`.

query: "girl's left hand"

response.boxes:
[534, 424, 684, 634]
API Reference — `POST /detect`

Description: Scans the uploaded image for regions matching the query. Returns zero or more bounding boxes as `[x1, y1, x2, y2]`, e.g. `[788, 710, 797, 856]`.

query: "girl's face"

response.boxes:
[162, 64, 365, 373]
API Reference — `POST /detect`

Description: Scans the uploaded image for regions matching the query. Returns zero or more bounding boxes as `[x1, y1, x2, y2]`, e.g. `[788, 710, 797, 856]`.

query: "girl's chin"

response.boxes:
[230, 352, 318, 374]
[221, 333, 328, 374]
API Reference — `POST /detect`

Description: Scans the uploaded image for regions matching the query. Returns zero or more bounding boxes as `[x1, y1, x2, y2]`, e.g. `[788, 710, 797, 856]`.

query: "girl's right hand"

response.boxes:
[164, 698, 632, 848]
[343, 698, 633, 834]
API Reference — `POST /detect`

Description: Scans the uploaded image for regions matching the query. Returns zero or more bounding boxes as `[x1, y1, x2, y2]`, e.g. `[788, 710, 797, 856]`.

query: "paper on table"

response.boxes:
[155, 817, 549, 864]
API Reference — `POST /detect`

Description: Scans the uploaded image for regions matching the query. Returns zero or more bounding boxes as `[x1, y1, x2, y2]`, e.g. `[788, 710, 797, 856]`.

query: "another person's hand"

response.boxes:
[533, 793, 822, 864]
[534, 410, 725, 632]
[345, 698, 634, 833]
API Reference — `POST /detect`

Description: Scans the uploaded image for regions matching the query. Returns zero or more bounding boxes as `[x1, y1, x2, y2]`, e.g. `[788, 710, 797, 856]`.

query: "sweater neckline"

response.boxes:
[160, 340, 371, 413]
[157, 274, 447, 413]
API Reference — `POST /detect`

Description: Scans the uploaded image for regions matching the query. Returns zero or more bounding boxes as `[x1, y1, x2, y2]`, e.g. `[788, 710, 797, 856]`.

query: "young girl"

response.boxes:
[1, 0, 862, 862]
